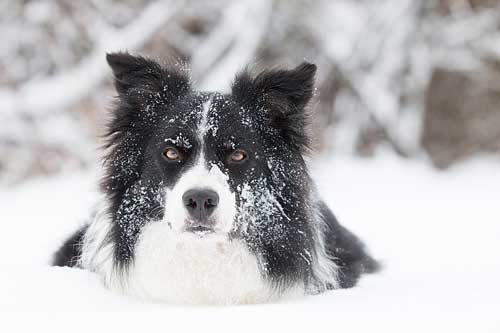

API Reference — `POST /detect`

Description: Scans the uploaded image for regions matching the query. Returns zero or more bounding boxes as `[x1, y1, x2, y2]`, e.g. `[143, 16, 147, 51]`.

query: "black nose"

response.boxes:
[182, 189, 219, 221]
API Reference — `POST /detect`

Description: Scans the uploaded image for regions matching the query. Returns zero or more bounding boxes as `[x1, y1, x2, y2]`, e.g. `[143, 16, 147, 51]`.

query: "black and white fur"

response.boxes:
[53, 53, 378, 304]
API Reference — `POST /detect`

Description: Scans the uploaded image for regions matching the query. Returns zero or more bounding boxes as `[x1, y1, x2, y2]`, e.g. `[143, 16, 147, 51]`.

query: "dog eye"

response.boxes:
[229, 150, 247, 163]
[163, 147, 180, 161]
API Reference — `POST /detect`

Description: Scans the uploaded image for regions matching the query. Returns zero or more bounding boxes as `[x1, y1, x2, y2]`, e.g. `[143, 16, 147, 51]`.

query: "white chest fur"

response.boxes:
[121, 221, 301, 305]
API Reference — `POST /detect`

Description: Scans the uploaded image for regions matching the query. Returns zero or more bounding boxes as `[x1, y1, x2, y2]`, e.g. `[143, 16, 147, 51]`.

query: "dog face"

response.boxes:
[141, 94, 239, 236]
[102, 53, 318, 292]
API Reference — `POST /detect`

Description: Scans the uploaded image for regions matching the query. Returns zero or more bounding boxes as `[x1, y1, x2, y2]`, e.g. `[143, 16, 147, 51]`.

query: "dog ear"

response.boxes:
[104, 52, 191, 141]
[106, 52, 190, 103]
[232, 63, 317, 152]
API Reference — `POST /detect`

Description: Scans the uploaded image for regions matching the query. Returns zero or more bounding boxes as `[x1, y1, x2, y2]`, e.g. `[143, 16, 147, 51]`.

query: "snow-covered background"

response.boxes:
[1, 0, 499, 331]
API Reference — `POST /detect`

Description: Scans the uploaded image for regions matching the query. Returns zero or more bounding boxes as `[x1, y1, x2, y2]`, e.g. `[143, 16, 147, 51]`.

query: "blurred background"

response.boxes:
[1, 0, 500, 185]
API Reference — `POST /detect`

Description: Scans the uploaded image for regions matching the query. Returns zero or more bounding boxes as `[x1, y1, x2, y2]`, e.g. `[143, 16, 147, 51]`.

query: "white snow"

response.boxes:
[0, 153, 499, 332]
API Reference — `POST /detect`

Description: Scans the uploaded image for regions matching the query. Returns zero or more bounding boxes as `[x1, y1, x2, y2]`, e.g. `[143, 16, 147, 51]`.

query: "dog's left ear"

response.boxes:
[232, 63, 316, 152]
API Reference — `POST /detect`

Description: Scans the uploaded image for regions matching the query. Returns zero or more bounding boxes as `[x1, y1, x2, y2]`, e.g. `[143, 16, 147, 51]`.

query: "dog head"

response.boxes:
[102, 53, 316, 267]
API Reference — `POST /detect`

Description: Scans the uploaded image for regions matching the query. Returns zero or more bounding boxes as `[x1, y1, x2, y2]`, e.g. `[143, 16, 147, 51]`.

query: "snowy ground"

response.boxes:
[1, 152, 499, 332]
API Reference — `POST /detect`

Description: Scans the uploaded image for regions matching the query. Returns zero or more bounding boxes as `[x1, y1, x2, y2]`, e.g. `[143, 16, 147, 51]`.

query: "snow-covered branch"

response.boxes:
[190, 0, 272, 92]
[0, 0, 185, 118]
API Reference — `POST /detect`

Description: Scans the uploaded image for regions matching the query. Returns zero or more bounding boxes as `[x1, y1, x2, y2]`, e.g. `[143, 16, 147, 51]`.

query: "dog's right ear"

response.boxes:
[102, 53, 191, 217]
[106, 52, 190, 103]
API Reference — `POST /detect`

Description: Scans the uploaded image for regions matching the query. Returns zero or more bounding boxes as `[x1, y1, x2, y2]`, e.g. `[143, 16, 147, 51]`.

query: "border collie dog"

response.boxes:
[54, 52, 378, 304]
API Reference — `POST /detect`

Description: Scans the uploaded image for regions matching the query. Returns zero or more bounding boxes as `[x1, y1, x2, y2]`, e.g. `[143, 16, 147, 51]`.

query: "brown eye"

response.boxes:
[229, 150, 247, 163]
[163, 147, 180, 161]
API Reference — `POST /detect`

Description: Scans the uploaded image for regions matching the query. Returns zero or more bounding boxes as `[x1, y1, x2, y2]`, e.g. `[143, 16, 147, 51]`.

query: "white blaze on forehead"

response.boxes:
[198, 97, 213, 140]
